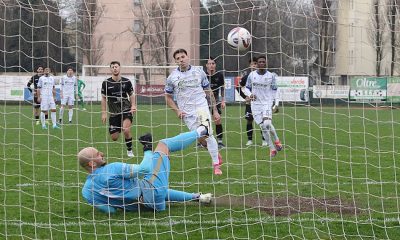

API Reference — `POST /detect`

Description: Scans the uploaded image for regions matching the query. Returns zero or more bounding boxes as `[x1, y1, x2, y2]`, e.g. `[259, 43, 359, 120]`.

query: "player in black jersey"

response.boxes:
[27, 66, 48, 125]
[206, 57, 225, 149]
[101, 61, 137, 158]
[237, 57, 266, 146]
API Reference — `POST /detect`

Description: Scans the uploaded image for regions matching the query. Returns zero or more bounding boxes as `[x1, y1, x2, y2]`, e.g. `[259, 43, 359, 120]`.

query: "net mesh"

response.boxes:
[1, 0, 399, 239]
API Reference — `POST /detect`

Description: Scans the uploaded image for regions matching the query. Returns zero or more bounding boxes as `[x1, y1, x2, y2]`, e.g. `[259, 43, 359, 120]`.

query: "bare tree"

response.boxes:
[314, 0, 336, 83]
[149, 0, 175, 78]
[388, 0, 399, 76]
[369, 0, 385, 76]
[78, 0, 104, 75]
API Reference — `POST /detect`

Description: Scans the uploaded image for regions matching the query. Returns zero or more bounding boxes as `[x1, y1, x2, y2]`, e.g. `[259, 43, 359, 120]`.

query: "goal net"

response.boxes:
[1, 0, 399, 239]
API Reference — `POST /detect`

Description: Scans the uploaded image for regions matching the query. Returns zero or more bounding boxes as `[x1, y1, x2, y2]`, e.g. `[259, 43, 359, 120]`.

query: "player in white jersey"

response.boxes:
[242, 55, 283, 157]
[59, 66, 77, 124]
[165, 48, 223, 175]
[37, 67, 60, 130]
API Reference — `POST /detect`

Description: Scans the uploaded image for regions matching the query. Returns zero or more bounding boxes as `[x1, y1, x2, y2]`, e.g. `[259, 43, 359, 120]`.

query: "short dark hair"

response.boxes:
[256, 55, 266, 61]
[173, 49, 187, 59]
[67, 66, 74, 71]
[249, 57, 257, 64]
[36, 65, 43, 70]
[110, 61, 121, 67]
[208, 56, 215, 61]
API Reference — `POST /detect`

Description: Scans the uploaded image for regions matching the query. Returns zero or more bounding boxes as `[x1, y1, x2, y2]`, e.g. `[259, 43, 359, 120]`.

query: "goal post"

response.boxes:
[0, 0, 399, 239]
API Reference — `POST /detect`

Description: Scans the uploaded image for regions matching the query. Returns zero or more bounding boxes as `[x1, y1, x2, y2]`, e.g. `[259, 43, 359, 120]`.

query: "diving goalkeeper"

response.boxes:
[78, 125, 213, 213]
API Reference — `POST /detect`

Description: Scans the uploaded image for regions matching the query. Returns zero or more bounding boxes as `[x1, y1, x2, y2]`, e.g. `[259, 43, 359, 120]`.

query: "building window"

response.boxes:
[133, 20, 142, 33]
[133, 0, 141, 6]
[134, 48, 141, 64]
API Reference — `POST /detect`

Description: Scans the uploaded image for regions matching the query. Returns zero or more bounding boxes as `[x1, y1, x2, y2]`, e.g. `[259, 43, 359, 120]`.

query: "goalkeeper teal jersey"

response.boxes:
[77, 79, 85, 94]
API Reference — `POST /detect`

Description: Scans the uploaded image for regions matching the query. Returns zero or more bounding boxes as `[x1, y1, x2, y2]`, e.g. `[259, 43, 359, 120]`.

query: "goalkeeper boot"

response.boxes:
[139, 133, 153, 152]
[274, 140, 283, 151]
[198, 193, 213, 204]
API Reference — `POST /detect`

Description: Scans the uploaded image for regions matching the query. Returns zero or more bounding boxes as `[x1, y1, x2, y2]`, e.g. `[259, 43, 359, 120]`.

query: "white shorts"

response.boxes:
[183, 106, 214, 135]
[40, 97, 56, 111]
[251, 104, 273, 125]
[61, 94, 75, 106]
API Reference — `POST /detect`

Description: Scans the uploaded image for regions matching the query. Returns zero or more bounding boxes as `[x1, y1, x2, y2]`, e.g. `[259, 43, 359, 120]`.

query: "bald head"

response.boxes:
[78, 147, 98, 168]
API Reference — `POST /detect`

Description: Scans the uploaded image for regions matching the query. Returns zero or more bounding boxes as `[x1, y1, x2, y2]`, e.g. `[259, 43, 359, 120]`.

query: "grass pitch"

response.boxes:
[1, 103, 399, 239]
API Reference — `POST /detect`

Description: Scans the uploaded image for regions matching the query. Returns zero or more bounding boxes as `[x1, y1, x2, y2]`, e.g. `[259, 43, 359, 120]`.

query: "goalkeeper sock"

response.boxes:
[166, 189, 195, 202]
[160, 131, 197, 152]
[125, 137, 133, 151]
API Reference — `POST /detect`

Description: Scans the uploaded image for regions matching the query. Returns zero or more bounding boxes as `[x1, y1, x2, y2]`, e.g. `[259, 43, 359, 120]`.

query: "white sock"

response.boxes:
[260, 125, 274, 149]
[40, 112, 46, 127]
[59, 107, 64, 121]
[51, 111, 57, 127]
[270, 124, 279, 142]
[205, 135, 219, 166]
[68, 109, 73, 122]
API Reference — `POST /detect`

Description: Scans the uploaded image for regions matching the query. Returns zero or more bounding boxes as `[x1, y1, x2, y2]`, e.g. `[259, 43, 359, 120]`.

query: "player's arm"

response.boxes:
[271, 73, 280, 112]
[60, 78, 64, 99]
[238, 75, 248, 99]
[94, 204, 117, 214]
[242, 74, 255, 100]
[36, 78, 42, 102]
[164, 77, 185, 119]
[127, 80, 136, 113]
[27, 78, 33, 93]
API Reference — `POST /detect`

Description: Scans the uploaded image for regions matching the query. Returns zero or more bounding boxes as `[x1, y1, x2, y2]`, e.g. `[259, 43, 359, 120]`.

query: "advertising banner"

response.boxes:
[136, 84, 165, 97]
[277, 76, 309, 102]
[387, 77, 400, 103]
[349, 76, 387, 101]
[313, 85, 350, 99]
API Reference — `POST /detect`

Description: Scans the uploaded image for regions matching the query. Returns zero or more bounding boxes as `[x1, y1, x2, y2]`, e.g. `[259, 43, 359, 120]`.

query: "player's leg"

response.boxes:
[49, 100, 59, 129]
[245, 104, 254, 145]
[253, 108, 276, 157]
[78, 93, 85, 110]
[109, 114, 121, 141]
[166, 190, 214, 204]
[59, 95, 66, 123]
[214, 103, 224, 148]
[33, 96, 40, 125]
[68, 96, 74, 123]
[269, 122, 282, 151]
[40, 98, 49, 129]
[122, 113, 134, 157]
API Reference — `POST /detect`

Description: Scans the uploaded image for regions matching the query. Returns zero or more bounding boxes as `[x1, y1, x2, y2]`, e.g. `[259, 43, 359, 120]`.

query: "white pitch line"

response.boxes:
[0, 217, 399, 228]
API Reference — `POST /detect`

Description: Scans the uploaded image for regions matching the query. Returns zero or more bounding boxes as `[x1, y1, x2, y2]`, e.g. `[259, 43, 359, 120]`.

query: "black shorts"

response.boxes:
[33, 96, 40, 109]
[211, 103, 222, 115]
[109, 112, 133, 134]
[244, 104, 253, 121]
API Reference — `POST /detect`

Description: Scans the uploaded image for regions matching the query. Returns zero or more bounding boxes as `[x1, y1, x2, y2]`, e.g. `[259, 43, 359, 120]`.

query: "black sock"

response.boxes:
[35, 116, 39, 120]
[246, 123, 253, 141]
[45, 114, 48, 120]
[125, 138, 133, 151]
[216, 124, 223, 141]
[261, 130, 265, 140]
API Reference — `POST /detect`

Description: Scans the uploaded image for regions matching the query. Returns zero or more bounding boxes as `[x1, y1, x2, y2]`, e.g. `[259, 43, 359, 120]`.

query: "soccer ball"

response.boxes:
[227, 27, 251, 51]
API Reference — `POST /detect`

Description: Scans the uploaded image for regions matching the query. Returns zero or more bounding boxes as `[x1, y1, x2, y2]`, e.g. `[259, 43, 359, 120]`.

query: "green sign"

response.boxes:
[10, 89, 23, 96]
[387, 77, 400, 103]
[349, 76, 387, 101]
